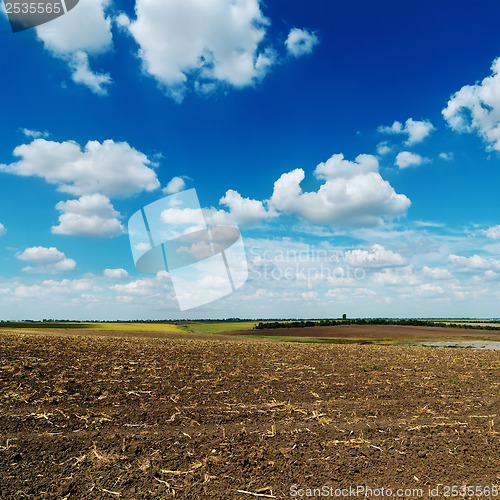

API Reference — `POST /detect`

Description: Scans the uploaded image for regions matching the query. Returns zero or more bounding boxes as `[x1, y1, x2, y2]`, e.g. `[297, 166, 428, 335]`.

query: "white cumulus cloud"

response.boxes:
[134, 242, 151, 252]
[161, 207, 205, 225]
[378, 118, 435, 145]
[205, 189, 274, 226]
[443, 57, 500, 151]
[371, 265, 419, 286]
[285, 28, 319, 57]
[439, 152, 454, 161]
[449, 254, 500, 272]
[21, 128, 49, 139]
[415, 283, 444, 296]
[0, 223, 5, 236]
[52, 194, 124, 237]
[17, 246, 67, 264]
[0, 138, 160, 198]
[35, 0, 113, 95]
[103, 268, 129, 279]
[127, 0, 276, 101]
[343, 244, 407, 268]
[421, 266, 453, 279]
[3, 277, 95, 299]
[270, 154, 411, 226]
[376, 141, 392, 155]
[69, 51, 112, 96]
[112, 271, 172, 299]
[395, 151, 429, 169]
[163, 176, 186, 194]
[301, 291, 318, 301]
[482, 225, 500, 239]
[16, 246, 76, 274]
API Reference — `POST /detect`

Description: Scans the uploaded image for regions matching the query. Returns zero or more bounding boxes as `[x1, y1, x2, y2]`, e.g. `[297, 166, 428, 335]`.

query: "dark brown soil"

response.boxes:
[231, 324, 500, 340]
[0, 331, 499, 499]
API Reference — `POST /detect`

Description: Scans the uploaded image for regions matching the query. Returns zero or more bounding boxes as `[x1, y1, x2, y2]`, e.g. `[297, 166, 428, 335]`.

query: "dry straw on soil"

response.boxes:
[0, 330, 498, 498]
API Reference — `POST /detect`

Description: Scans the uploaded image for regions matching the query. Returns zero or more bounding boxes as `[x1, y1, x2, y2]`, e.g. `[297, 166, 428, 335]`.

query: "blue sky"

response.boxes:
[1, 0, 500, 319]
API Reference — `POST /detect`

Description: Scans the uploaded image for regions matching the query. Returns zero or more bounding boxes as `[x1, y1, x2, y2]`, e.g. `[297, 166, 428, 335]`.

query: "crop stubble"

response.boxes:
[0, 331, 499, 498]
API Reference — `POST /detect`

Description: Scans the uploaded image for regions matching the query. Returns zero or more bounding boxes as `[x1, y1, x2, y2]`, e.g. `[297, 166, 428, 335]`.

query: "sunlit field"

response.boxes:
[0, 329, 498, 498]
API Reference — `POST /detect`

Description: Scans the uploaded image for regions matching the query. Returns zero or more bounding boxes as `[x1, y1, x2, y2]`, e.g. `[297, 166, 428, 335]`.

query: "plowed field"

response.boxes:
[0, 329, 499, 499]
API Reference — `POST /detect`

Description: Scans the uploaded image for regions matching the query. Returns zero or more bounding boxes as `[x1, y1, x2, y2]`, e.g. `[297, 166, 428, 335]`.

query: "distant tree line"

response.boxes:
[254, 318, 500, 331]
[0, 318, 249, 324]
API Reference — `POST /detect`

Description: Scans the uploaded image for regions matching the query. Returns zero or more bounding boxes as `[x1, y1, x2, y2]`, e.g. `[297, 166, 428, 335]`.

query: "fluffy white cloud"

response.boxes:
[415, 283, 444, 296]
[103, 268, 129, 279]
[163, 176, 186, 194]
[52, 194, 124, 237]
[449, 254, 500, 272]
[378, 118, 435, 145]
[343, 244, 407, 268]
[35, 0, 113, 94]
[36, 0, 112, 55]
[17, 246, 66, 264]
[127, 0, 276, 101]
[270, 154, 411, 226]
[0, 272, 180, 318]
[0, 277, 99, 302]
[16, 246, 76, 274]
[69, 51, 112, 96]
[326, 287, 376, 300]
[301, 291, 318, 301]
[21, 129, 49, 139]
[112, 278, 155, 297]
[483, 270, 500, 280]
[376, 141, 392, 155]
[176, 241, 212, 260]
[395, 151, 429, 169]
[285, 28, 319, 57]
[0, 138, 160, 198]
[439, 152, 454, 161]
[482, 225, 500, 239]
[161, 207, 204, 225]
[421, 266, 453, 279]
[115, 12, 130, 28]
[443, 57, 500, 151]
[134, 242, 151, 252]
[0, 222, 5, 236]
[371, 265, 419, 286]
[220, 189, 270, 222]
[314, 153, 379, 179]
[4, 228, 500, 318]
[205, 189, 273, 226]
[112, 271, 172, 299]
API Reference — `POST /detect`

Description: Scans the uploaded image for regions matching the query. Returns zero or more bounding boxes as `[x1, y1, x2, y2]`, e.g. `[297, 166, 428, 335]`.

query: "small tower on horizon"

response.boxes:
[342, 313, 347, 320]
